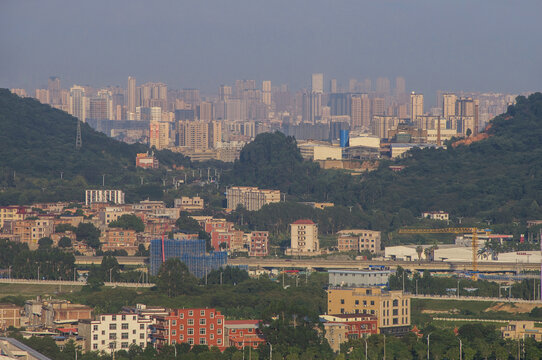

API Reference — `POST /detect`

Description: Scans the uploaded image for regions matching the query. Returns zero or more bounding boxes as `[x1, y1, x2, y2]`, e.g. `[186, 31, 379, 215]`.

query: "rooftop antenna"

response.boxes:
[76, 120, 82, 150]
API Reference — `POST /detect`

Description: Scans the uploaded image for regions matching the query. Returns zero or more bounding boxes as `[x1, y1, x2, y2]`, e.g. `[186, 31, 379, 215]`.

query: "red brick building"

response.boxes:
[211, 230, 243, 252]
[153, 308, 225, 349]
[204, 219, 234, 234]
[224, 320, 265, 349]
[103, 228, 137, 255]
[248, 231, 269, 257]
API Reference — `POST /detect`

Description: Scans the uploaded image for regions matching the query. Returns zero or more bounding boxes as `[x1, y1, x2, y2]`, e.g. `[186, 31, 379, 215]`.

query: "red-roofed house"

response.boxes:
[224, 320, 265, 349]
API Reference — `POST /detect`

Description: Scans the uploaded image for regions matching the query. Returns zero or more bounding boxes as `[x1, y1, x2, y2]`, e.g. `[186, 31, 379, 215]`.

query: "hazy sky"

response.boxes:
[1, 0, 541, 105]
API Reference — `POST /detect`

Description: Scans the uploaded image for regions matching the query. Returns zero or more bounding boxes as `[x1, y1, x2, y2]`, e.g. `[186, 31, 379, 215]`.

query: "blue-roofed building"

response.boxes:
[150, 238, 227, 277]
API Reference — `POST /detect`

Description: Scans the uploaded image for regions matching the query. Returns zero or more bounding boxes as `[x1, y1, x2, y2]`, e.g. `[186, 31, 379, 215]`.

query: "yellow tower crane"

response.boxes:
[398, 227, 490, 275]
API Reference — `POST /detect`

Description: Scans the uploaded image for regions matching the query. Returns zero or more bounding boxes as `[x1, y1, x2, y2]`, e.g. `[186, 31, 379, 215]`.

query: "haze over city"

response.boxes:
[2, 0, 542, 104]
[4, 1, 542, 359]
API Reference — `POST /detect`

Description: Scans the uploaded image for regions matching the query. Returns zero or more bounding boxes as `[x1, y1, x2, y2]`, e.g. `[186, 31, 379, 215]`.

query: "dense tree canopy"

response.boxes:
[109, 214, 145, 232]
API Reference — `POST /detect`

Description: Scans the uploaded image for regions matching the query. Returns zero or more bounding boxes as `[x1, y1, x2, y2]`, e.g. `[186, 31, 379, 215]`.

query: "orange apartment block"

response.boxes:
[248, 231, 269, 257]
[103, 228, 138, 255]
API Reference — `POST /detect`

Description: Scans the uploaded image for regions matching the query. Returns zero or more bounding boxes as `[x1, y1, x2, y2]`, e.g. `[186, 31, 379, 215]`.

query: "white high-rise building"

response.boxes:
[443, 93, 457, 118]
[311, 73, 324, 94]
[69, 85, 87, 122]
[410, 92, 424, 121]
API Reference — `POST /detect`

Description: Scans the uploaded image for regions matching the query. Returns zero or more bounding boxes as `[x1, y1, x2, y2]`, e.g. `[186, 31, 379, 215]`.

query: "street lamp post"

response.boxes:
[427, 333, 431, 360]
[459, 338, 462, 360]
[267, 342, 273, 360]
[364, 338, 368, 360]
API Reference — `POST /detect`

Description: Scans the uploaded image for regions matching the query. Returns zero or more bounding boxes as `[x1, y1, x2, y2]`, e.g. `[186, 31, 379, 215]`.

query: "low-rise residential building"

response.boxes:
[152, 308, 225, 349]
[0, 206, 31, 229]
[211, 230, 244, 252]
[204, 219, 234, 234]
[226, 186, 280, 211]
[224, 320, 265, 349]
[42, 301, 92, 328]
[501, 321, 542, 341]
[320, 314, 378, 352]
[99, 207, 129, 226]
[79, 313, 152, 353]
[327, 287, 410, 335]
[12, 218, 54, 250]
[136, 152, 159, 169]
[0, 303, 23, 329]
[337, 229, 381, 254]
[328, 269, 393, 288]
[174, 197, 204, 212]
[285, 219, 320, 256]
[132, 200, 165, 212]
[103, 228, 138, 255]
[248, 231, 269, 257]
[421, 211, 449, 221]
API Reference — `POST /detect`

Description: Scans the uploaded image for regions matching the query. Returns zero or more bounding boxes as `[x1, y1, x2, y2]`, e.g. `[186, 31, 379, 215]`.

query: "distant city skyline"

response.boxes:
[1, 0, 541, 105]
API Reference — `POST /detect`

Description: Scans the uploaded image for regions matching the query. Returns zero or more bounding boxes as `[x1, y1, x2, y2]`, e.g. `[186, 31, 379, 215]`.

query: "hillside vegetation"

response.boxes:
[0, 89, 190, 204]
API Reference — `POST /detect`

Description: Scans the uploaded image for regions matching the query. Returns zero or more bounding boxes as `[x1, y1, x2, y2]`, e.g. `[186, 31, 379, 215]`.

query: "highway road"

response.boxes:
[75, 256, 539, 273]
[228, 258, 540, 273]
[0, 278, 154, 288]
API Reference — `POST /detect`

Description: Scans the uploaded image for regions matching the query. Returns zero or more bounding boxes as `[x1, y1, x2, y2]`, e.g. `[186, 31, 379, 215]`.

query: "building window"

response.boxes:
[199, 318, 206, 325]
[393, 309, 398, 316]
[140, 324, 145, 330]
[109, 324, 117, 330]
[122, 333, 129, 339]
[93, 325, 98, 331]
[199, 338, 206, 345]
[188, 328, 194, 335]
[172, 330, 176, 336]
[122, 315, 126, 321]
[140, 333, 145, 339]
[121, 342, 129, 348]
[93, 344, 98, 350]
[188, 338, 194, 345]
[210, 312, 214, 318]
[355, 300, 359, 305]
[340, 299, 345, 304]
[200, 328, 206, 335]
[180, 335, 184, 340]
[188, 319, 194, 325]
[218, 339, 222, 345]
[217, 329, 222, 335]
[188, 311, 193, 317]
[210, 324, 214, 330]
[180, 313, 184, 319]
[112, 315, 117, 321]
[172, 320, 177, 326]
[393, 318, 399, 325]
[109, 333, 117, 340]
[393, 300, 399, 307]
[122, 323, 129, 330]
[210, 334, 214, 340]
[93, 335, 98, 340]
[217, 319, 222, 325]
[180, 325, 184, 330]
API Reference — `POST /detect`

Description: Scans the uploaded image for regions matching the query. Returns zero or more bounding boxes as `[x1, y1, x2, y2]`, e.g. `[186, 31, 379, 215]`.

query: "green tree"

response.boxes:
[38, 237, 53, 249]
[58, 236, 72, 248]
[156, 258, 198, 297]
[76, 222, 101, 249]
[108, 214, 145, 232]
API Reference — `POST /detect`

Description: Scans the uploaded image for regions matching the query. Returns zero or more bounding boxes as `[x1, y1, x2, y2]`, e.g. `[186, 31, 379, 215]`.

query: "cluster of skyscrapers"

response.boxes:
[10, 74, 518, 161]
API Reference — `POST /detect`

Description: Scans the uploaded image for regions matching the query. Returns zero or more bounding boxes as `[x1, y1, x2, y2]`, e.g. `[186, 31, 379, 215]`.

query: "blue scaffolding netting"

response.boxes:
[150, 238, 227, 278]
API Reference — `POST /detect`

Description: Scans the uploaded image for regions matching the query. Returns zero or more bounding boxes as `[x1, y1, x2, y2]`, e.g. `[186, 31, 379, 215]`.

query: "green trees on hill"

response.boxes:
[0, 89, 190, 204]
[109, 214, 145, 232]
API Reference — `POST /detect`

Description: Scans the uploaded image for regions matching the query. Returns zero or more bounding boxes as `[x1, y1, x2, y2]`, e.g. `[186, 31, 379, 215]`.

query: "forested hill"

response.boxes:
[226, 93, 542, 224]
[0, 89, 189, 204]
[362, 92, 542, 222]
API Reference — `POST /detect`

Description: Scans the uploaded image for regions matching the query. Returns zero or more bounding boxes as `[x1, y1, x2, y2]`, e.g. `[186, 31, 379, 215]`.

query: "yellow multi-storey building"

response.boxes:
[327, 287, 410, 335]
[0, 206, 30, 229]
